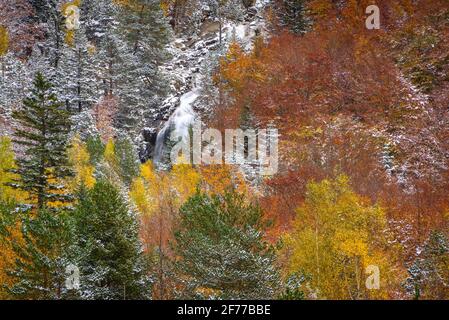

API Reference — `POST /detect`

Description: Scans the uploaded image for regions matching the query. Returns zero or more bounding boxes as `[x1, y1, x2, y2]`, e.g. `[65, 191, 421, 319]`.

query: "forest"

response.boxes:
[0, 0, 448, 300]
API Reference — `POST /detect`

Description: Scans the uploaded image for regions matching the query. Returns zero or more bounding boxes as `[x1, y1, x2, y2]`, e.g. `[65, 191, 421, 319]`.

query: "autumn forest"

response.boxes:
[0, 0, 448, 300]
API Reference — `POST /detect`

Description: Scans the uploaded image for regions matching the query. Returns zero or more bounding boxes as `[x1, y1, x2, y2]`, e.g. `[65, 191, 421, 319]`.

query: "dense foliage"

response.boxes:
[0, 0, 448, 300]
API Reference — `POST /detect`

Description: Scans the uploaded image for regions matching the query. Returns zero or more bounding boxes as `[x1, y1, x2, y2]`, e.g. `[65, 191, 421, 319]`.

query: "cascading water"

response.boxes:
[153, 88, 200, 165]
[152, 2, 267, 167]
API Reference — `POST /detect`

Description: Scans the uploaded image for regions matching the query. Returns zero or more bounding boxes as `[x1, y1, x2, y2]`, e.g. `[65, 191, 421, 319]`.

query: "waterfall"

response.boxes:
[153, 88, 200, 165]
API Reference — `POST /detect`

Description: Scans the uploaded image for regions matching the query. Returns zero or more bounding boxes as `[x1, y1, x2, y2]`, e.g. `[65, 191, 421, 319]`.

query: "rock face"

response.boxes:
[139, 127, 158, 162]
[199, 21, 221, 38]
[139, 2, 269, 164]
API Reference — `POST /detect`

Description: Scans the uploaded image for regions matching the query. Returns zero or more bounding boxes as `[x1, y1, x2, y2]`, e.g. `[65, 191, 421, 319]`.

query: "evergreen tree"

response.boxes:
[29, 0, 65, 69]
[81, 0, 116, 45]
[406, 231, 449, 300]
[276, 0, 309, 34]
[86, 135, 106, 165]
[113, 0, 171, 134]
[116, 0, 171, 67]
[11, 72, 73, 210]
[114, 135, 140, 186]
[0, 52, 30, 118]
[72, 180, 150, 300]
[173, 190, 280, 299]
[58, 25, 100, 113]
[206, 0, 244, 44]
[96, 15, 143, 134]
[6, 208, 74, 299]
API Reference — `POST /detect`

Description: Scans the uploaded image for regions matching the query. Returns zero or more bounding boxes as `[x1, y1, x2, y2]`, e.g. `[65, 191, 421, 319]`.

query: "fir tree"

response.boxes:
[0, 52, 30, 119]
[29, 0, 65, 69]
[173, 190, 280, 299]
[11, 72, 73, 210]
[276, 0, 309, 34]
[81, 0, 116, 45]
[114, 135, 140, 186]
[406, 231, 449, 300]
[86, 135, 106, 165]
[96, 18, 143, 134]
[6, 208, 75, 299]
[113, 0, 171, 135]
[72, 180, 151, 300]
[58, 25, 100, 113]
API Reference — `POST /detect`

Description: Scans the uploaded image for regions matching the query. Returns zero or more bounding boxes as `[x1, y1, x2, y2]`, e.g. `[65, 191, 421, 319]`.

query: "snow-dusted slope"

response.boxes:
[146, 3, 269, 165]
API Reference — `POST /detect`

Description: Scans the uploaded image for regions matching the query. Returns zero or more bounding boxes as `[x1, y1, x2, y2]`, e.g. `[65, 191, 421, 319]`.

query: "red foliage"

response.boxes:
[0, 0, 43, 59]
[92, 95, 118, 142]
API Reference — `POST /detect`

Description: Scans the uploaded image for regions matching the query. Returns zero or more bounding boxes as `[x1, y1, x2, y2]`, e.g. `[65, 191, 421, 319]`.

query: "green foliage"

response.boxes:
[11, 72, 73, 209]
[173, 190, 280, 299]
[393, 10, 449, 92]
[86, 135, 105, 165]
[110, 0, 171, 134]
[284, 175, 399, 299]
[279, 273, 306, 300]
[6, 209, 74, 299]
[406, 231, 449, 300]
[72, 180, 150, 299]
[114, 135, 140, 185]
[0, 136, 19, 201]
[0, 199, 16, 240]
[276, 0, 310, 34]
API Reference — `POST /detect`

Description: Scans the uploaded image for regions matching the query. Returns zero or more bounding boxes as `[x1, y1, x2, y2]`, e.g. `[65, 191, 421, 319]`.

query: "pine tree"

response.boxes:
[173, 190, 280, 299]
[406, 231, 449, 300]
[30, 0, 65, 69]
[81, 0, 116, 45]
[58, 25, 100, 113]
[96, 17, 142, 134]
[114, 134, 140, 186]
[6, 208, 74, 299]
[0, 52, 30, 123]
[72, 180, 151, 300]
[206, 0, 244, 44]
[113, 0, 171, 135]
[11, 72, 73, 210]
[276, 0, 309, 34]
[85, 135, 106, 165]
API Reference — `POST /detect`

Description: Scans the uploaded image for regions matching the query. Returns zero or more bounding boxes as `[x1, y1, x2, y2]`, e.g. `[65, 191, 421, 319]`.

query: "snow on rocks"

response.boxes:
[144, 2, 269, 169]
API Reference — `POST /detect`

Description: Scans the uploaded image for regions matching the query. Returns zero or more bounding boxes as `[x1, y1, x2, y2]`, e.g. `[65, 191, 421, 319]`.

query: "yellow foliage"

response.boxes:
[0, 222, 22, 299]
[0, 137, 26, 202]
[87, 43, 97, 55]
[104, 139, 116, 164]
[0, 26, 9, 57]
[61, 1, 82, 46]
[199, 164, 247, 196]
[282, 175, 404, 299]
[130, 161, 200, 217]
[65, 30, 75, 47]
[160, 0, 171, 16]
[171, 163, 201, 199]
[0, 138, 24, 298]
[217, 42, 266, 93]
[68, 136, 96, 190]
